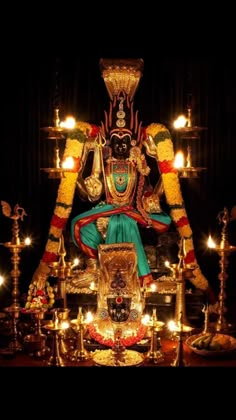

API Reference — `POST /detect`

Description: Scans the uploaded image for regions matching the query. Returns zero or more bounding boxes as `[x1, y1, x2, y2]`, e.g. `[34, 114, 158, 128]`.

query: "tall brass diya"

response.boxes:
[145, 309, 164, 364]
[24, 308, 47, 358]
[0, 201, 31, 351]
[69, 307, 91, 362]
[49, 233, 73, 308]
[209, 207, 236, 332]
[44, 309, 70, 367]
[168, 238, 194, 336]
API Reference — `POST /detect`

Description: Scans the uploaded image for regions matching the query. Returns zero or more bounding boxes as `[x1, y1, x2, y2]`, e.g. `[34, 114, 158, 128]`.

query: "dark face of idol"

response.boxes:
[110, 132, 132, 159]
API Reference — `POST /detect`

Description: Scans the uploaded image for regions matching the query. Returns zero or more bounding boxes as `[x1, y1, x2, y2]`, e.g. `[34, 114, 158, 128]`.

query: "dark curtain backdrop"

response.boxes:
[0, 54, 236, 293]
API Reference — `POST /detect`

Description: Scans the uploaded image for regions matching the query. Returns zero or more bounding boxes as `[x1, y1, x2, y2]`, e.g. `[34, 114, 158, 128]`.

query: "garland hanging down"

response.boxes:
[145, 123, 208, 291]
[26, 122, 99, 308]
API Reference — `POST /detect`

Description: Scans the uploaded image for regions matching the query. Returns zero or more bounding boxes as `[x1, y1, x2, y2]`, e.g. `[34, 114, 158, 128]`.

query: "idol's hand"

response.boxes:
[143, 134, 157, 157]
[142, 193, 161, 214]
[84, 175, 103, 202]
[96, 217, 109, 239]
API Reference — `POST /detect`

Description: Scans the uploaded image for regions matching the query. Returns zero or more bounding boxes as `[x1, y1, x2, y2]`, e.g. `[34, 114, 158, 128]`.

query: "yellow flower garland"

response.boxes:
[27, 122, 95, 307]
[146, 123, 208, 290]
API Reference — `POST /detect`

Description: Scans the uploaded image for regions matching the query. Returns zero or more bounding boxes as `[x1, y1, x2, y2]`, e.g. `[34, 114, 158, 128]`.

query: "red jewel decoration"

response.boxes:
[116, 296, 123, 304]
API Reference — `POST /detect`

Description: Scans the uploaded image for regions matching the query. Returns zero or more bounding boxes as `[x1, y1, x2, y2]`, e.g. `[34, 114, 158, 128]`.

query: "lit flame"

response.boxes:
[60, 321, 70, 330]
[165, 260, 170, 268]
[207, 235, 216, 248]
[85, 311, 93, 323]
[72, 257, 80, 268]
[174, 151, 184, 168]
[0, 276, 4, 286]
[142, 314, 150, 325]
[90, 281, 96, 291]
[173, 115, 187, 129]
[60, 116, 76, 129]
[168, 320, 178, 332]
[150, 283, 157, 292]
[24, 237, 31, 246]
[62, 156, 74, 169]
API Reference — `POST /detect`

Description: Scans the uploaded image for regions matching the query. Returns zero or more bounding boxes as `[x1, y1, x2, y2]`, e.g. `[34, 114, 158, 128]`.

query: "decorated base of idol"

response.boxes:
[87, 243, 146, 366]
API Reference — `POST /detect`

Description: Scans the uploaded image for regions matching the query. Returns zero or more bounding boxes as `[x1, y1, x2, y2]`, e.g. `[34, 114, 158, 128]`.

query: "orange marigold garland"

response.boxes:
[145, 123, 208, 290]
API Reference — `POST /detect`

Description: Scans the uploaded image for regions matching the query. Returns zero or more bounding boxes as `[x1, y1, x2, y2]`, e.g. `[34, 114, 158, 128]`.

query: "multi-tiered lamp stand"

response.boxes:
[0, 202, 31, 352]
[171, 311, 186, 367]
[69, 307, 91, 362]
[24, 309, 48, 358]
[209, 207, 236, 333]
[167, 237, 194, 337]
[41, 108, 67, 179]
[47, 233, 74, 362]
[50, 233, 73, 309]
[41, 108, 76, 179]
[173, 106, 206, 178]
[145, 308, 164, 364]
[44, 309, 65, 366]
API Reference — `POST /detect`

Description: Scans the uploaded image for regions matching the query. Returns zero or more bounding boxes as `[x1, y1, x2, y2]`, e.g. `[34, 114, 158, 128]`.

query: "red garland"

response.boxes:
[90, 124, 100, 137]
[71, 156, 80, 172]
[175, 216, 189, 228]
[87, 322, 147, 348]
[185, 249, 195, 264]
[51, 214, 68, 229]
[159, 160, 177, 174]
[42, 251, 58, 264]
[142, 127, 147, 140]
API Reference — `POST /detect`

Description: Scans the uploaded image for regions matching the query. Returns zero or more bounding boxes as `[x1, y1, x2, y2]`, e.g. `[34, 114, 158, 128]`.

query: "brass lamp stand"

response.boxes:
[69, 307, 90, 362]
[174, 106, 207, 178]
[41, 108, 66, 179]
[0, 202, 30, 351]
[171, 238, 194, 334]
[41, 108, 76, 179]
[50, 233, 73, 308]
[172, 312, 186, 367]
[211, 208, 236, 332]
[24, 309, 47, 358]
[145, 308, 164, 364]
[44, 310, 66, 367]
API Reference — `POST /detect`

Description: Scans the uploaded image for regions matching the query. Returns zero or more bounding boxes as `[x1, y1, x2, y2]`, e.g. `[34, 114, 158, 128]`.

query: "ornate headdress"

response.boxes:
[100, 58, 144, 144]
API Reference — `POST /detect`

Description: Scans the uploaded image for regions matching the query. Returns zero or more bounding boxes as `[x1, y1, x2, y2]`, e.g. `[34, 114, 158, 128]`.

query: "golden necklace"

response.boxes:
[105, 159, 137, 205]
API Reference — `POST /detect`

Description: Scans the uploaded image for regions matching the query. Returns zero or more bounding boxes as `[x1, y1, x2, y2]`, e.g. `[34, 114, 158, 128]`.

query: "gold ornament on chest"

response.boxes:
[115, 175, 126, 186]
[105, 159, 136, 204]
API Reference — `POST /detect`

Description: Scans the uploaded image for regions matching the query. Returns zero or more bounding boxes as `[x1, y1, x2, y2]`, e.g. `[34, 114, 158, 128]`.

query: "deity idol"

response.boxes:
[28, 58, 209, 312]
